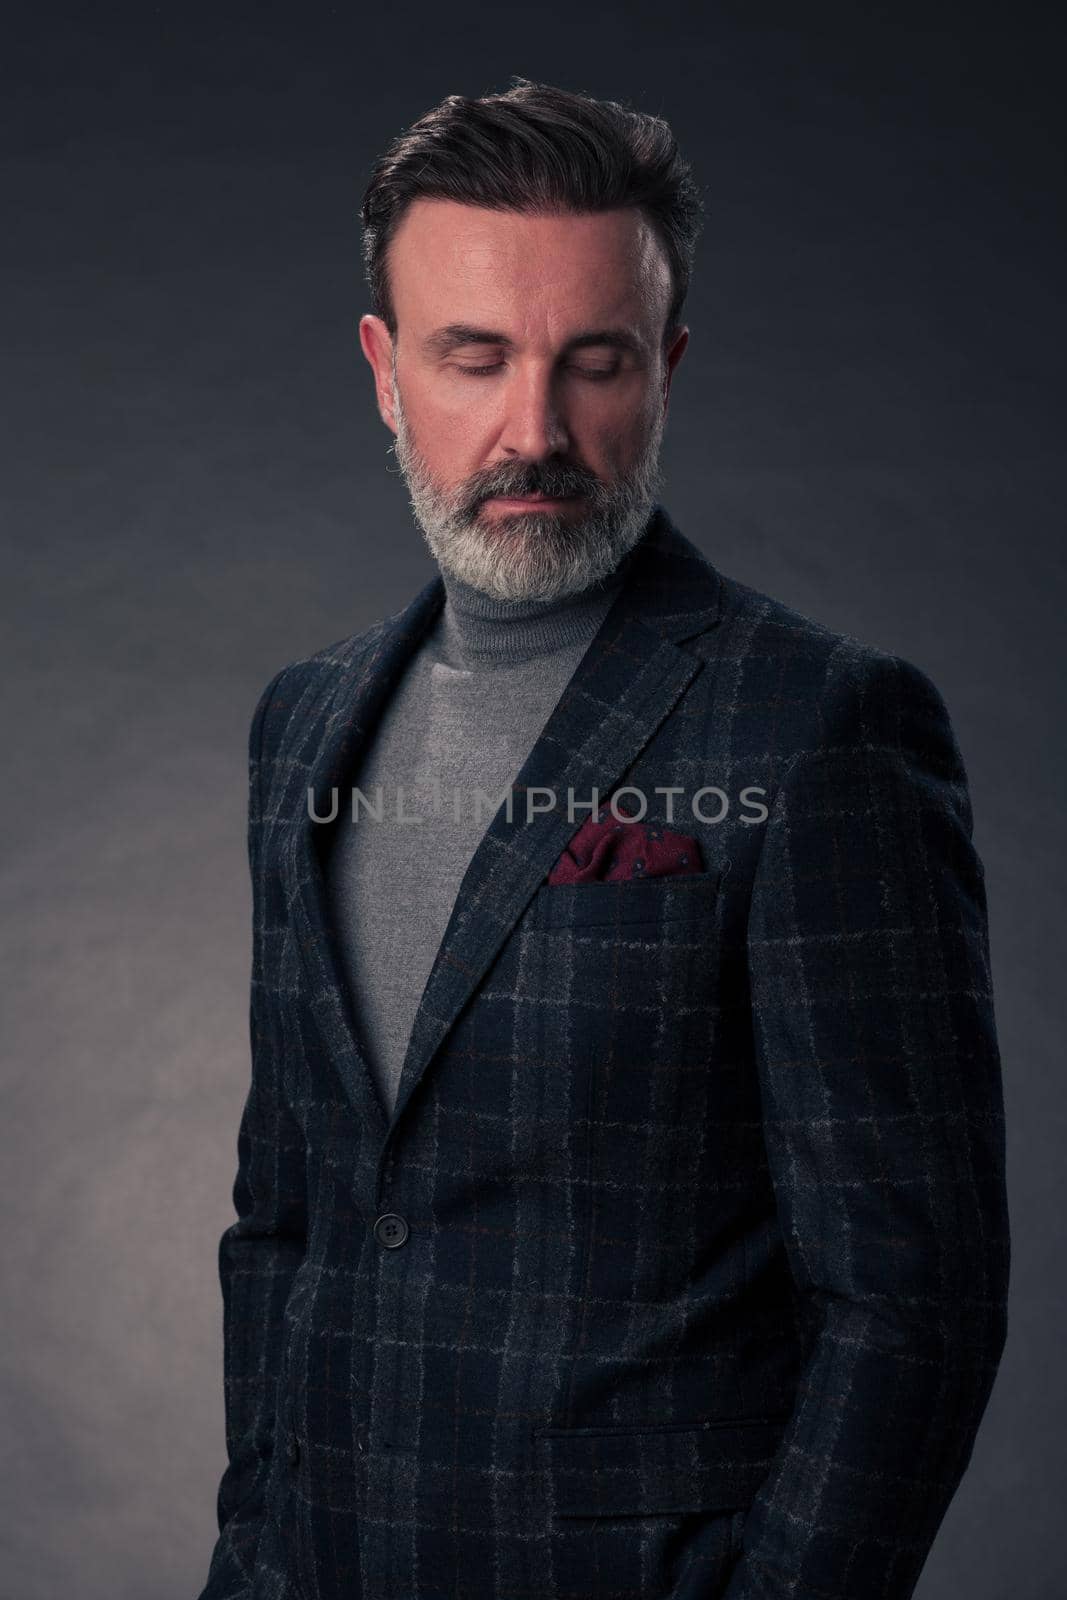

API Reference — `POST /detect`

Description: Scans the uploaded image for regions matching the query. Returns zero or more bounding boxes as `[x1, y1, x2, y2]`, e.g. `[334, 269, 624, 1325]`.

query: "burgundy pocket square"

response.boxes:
[547, 800, 705, 885]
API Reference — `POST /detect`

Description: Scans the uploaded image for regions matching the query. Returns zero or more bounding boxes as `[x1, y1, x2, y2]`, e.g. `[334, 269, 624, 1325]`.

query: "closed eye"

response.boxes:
[455, 363, 619, 381]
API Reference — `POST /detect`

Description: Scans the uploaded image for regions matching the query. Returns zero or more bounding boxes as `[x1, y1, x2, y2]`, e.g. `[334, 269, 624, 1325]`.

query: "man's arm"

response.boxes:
[725, 652, 1010, 1600]
[198, 669, 308, 1600]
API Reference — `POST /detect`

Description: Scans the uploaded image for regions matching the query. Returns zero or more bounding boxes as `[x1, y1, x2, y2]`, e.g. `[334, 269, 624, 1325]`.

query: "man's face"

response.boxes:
[359, 199, 689, 602]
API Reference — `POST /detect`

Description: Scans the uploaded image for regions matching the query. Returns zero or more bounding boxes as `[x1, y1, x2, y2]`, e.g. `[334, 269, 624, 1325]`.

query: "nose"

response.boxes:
[499, 363, 571, 462]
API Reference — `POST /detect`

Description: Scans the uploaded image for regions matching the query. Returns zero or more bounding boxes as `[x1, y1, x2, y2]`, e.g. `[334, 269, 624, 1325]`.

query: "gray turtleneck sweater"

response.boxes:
[321, 563, 627, 1119]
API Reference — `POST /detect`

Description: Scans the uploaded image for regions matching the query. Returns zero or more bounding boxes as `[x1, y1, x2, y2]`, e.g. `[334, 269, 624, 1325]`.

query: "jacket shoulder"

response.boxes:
[244, 609, 397, 763]
[710, 570, 962, 771]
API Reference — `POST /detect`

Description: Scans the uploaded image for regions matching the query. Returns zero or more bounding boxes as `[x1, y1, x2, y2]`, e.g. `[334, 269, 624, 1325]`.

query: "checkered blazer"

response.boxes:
[199, 505, 1009, 1600]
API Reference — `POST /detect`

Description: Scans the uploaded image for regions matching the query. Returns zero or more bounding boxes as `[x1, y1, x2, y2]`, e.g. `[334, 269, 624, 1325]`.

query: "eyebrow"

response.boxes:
[421, 323, 645, 359]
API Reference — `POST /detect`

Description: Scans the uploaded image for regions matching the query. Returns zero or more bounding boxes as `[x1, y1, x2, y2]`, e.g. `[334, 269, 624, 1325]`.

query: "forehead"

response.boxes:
[386, 199, 672, 336]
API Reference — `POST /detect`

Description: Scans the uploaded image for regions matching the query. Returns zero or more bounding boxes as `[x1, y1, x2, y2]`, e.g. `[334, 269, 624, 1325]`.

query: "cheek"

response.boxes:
[409, 363, 498, 430]
[407, 386, 490, 472]
[584, 392, 659, 472]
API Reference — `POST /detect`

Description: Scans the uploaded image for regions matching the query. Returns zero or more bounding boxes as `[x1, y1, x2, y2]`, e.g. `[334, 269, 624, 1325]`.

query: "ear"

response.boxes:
[359, 314, 398, 433]
[662, 325, 689, 413]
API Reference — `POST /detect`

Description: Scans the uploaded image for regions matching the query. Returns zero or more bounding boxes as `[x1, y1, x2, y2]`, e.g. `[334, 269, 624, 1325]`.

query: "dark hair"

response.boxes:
[360, 78, 704, 349]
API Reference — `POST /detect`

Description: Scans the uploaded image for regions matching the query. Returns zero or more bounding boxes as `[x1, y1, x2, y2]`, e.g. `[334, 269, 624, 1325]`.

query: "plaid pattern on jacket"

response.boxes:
[198, 505, 1009, 1600]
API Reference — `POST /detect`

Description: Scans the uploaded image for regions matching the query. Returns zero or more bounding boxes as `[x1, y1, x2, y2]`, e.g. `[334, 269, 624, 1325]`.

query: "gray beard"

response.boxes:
[390, 378, 665, 603]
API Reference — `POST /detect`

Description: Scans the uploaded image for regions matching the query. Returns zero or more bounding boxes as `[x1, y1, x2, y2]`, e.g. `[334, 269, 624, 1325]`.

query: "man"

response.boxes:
[199, 80, 1009, 1600]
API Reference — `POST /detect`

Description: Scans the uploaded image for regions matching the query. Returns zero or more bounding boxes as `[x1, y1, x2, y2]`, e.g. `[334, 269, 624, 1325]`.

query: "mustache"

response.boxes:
[462, 459, 603, 514]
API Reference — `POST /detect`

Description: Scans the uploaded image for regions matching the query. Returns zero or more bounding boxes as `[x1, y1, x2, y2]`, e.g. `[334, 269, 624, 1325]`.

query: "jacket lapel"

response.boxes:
[280, 574, 447, 1140]
[281, 504, 726, 1148]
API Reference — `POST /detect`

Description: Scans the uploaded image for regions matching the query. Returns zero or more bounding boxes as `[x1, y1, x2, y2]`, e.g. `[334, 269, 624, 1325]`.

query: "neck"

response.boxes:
[435, 549, 639, 670]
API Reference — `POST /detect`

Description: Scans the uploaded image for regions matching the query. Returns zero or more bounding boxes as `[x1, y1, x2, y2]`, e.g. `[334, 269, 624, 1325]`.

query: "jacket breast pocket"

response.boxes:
[525, 868, 721, 930]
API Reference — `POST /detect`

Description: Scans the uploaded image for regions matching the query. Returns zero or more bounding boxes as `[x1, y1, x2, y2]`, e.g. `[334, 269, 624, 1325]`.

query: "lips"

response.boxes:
[485, 492, 579, 505]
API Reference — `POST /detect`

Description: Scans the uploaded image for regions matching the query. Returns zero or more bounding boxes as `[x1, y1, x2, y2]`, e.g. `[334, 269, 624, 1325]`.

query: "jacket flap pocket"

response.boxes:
[533, 1415, 787, 1518]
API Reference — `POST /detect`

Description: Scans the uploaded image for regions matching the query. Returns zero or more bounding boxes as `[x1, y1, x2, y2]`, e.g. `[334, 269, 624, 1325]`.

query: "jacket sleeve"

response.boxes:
[198, 668, 309, 1600]
[723, 652, 1010, 1600]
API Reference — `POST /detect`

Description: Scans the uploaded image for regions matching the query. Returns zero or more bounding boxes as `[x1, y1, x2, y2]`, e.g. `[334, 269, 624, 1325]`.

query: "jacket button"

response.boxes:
[373, 1213, 409, 1248]
[285, 1436, 299, 1468]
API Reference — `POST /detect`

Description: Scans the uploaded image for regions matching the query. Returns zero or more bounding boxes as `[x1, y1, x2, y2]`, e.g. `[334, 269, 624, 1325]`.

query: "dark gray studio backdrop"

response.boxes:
[2, 8, 1061, 1598]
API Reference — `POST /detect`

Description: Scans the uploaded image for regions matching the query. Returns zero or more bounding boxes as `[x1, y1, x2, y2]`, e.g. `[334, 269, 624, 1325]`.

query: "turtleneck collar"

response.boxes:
[432, 529, 649, 671]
